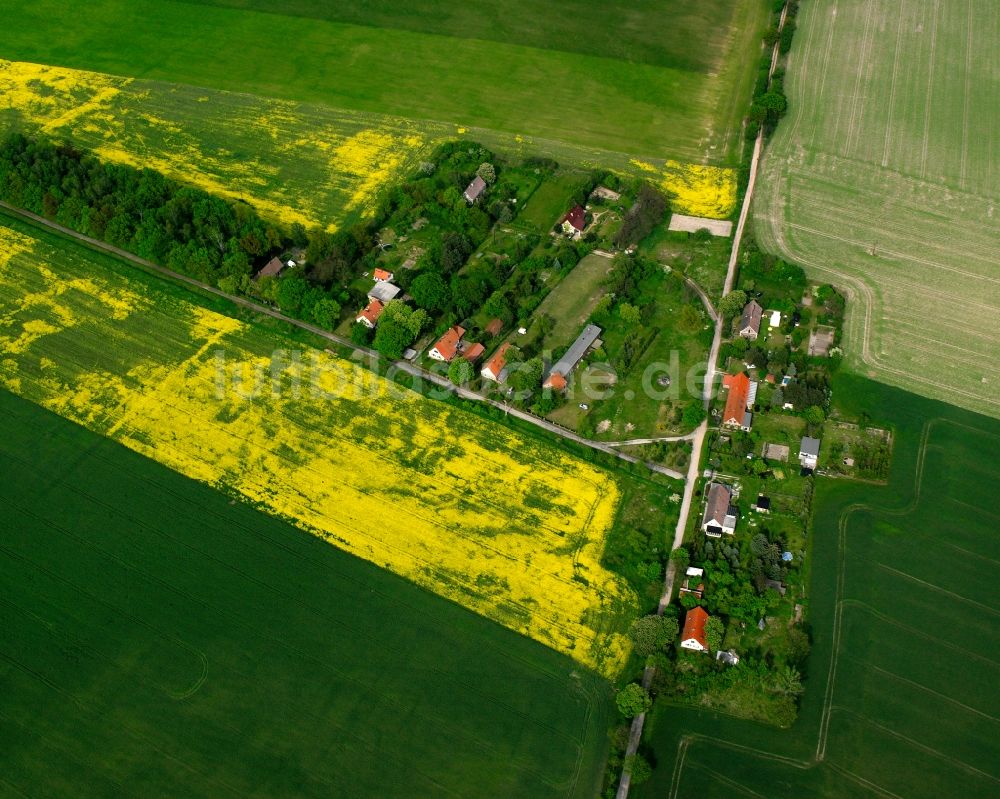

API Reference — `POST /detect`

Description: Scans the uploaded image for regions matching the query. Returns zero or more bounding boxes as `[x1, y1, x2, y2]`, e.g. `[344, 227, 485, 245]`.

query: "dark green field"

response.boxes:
[0, 389, 611, 798]
[635, 374, 1000, 798]
[0, 0, 770, 162]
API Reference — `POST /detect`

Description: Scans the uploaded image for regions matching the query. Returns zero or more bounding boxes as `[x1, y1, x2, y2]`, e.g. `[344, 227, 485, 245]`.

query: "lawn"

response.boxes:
[753, 0, 1000, 418]
[531, 252, 614, 353]
[0, 389, 612, 797]
[634, 373, 1000, 798]
[516, 170, 594, 234]
[0, 0, 770, 164]
[639, 225, 731, 304]
[556, 267, 713, 440]
[0, 210, 646, 677]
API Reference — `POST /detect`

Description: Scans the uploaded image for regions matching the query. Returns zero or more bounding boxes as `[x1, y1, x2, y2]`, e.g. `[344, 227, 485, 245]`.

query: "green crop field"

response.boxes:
[0, 389, 611, 797]
[633, 373, 1000, 798]
[754, 0, 1000, 418]
[0, 0, 770, 164]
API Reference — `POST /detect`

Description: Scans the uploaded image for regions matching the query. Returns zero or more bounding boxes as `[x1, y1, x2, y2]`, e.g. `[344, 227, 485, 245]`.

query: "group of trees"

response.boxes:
[749, 1, 799, 140]
[0, 133, 281, 289]
[612, 183, 668, 248]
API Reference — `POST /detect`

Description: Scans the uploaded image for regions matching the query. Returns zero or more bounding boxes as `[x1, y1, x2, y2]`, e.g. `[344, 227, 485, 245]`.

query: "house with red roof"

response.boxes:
[429, 325, 466, 362]
[355, 299, 384, 329]
[373, 268, 394, 283]
[560, 205, 587, 237]
[481, 342, 513, 382]
[461, 342, 485, 362]
[680, 606, 710, 652]
[543, 371, 567, 391]
[721, 372, 754, 431]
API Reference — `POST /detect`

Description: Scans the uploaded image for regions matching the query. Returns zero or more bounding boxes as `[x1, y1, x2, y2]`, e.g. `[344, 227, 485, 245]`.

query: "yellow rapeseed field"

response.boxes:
[0, 60, 430, 231]
[0, 60, 737, 225]
[0, 220, 637, 675]
[633, 159, 738, 219]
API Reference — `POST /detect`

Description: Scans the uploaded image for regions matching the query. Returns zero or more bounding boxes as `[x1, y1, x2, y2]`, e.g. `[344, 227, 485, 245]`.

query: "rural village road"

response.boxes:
[0, 201, 686, 481]
[614, 2, 788, 791]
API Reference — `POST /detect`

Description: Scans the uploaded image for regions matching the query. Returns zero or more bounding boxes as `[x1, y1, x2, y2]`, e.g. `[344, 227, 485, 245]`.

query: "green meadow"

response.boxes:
[0, 0, 770, 162]
[0, 388, 612, 797]
[634, 373, 1000, 798]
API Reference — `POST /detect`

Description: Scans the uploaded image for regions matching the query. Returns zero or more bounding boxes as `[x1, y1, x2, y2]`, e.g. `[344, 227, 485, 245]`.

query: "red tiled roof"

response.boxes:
[543, 371, 567, 391]
[485, 318, 504, 337]
[561, 205, 586, 232]
[462, 343, 485, 362]
[357, 299, 384, 325]
[483, 342, 512, 379]
[682, 606, 709, 649]
[722, 372, 750, 425]
[373, 268, 393, 281]
[432, 325, 466, 361]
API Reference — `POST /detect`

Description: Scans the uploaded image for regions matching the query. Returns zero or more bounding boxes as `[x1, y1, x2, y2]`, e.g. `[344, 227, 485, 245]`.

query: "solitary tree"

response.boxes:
[669, 546, 690, 574]
[805, 405, 826, 425]
[311, 297, 341, 330]
[448, 358, 474, 386]
[629, 615, 679, 656]
[615, 683, 652, 718]
[718, 290, 748, 321]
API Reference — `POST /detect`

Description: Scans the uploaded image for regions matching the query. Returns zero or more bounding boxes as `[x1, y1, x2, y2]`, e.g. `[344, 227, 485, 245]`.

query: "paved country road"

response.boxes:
[0, 201, 685, 480]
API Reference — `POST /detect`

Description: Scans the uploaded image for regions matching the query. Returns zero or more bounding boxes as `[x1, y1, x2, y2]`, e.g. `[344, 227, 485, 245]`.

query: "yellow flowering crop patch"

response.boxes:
[632, 159, 738, 219]
[1, 59, 737, 229]
[0, 60, 431, 231]
[0, 218, 638, 675]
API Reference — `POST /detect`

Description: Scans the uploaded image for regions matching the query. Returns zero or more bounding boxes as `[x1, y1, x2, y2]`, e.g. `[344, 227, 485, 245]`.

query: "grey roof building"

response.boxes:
[367, 282, 402, 303]
[702, 482, 738, 537]
[799, 436, 821, 469]
[738, 300, 764, 340]
[544, 324, 601, 385]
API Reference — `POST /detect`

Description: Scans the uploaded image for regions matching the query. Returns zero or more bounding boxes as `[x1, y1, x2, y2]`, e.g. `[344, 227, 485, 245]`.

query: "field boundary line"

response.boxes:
[959, 0, 974, 188]
[825, 762, 904, 799]
[839, 598, 1000, 668]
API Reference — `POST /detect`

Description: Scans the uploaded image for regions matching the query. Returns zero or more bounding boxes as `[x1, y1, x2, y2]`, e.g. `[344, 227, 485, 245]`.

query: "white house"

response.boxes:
[481, 343, 512, 383]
